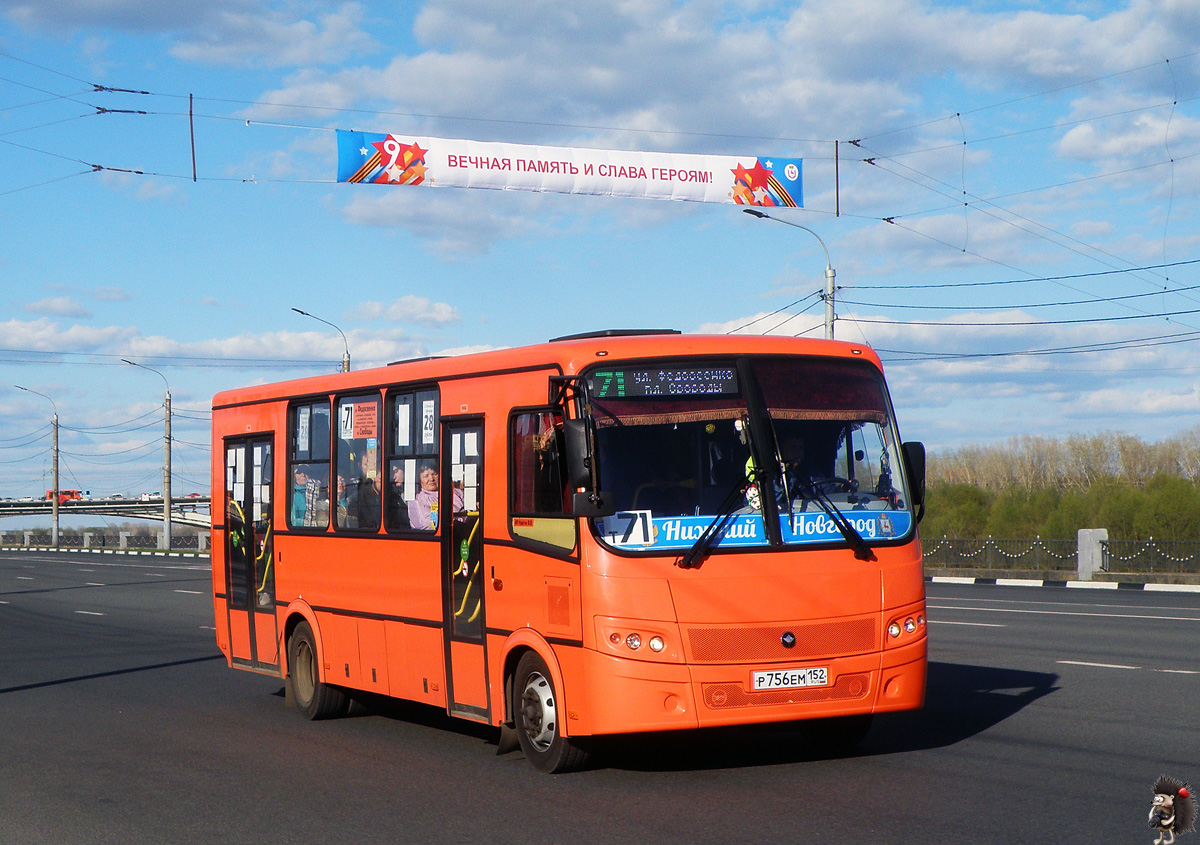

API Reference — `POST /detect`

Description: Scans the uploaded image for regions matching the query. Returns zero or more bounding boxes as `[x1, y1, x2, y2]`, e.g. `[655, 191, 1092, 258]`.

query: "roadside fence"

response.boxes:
[923, 534, 1200, 576]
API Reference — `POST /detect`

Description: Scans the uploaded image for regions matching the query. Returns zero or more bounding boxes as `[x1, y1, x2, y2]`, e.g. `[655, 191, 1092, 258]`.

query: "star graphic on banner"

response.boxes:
[403, 162, 428, 183]
[731, 163, 754, 186]
[383, 162, 406, 182]
[752, 186, 770, 204]
[359, 146, 369, 157]
[746, 160, 773, 190]
[765, 160, 774, 168]
[405, 141, 428, 164]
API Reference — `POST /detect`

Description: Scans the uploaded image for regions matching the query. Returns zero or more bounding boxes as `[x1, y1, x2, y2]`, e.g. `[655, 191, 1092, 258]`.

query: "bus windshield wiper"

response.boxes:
[791, 477, 877, 562]
[676, 479, 751, 569]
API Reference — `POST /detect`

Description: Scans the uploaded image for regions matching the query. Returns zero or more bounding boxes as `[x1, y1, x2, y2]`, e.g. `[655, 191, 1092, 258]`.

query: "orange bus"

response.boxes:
[210, 330, 927, 772]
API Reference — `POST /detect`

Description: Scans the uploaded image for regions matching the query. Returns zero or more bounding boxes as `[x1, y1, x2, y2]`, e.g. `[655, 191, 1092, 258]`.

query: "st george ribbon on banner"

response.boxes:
[336, 130, 802, 208]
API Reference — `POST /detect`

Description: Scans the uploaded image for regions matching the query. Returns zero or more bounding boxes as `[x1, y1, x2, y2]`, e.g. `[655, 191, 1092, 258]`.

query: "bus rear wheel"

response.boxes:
[513, 652, 591, 773]
[288, 620, 349, 720]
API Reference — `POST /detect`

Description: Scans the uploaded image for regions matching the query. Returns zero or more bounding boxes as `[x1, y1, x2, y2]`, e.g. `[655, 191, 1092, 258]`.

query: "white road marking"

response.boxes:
[929, 619, 1007, 627]
[1058, 660, 1200, 675]
[928, 594, 1200, 612]
[74, 610, 104, 616]
[928, 604, 1200, 622]
[174, 590, 204, 595]
[1058, 660, 1140, 670]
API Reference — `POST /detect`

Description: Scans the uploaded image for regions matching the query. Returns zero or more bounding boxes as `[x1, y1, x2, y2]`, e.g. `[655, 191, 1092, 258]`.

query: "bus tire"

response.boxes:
[288, 620, 349, 720]
[513, 651, 591, 773]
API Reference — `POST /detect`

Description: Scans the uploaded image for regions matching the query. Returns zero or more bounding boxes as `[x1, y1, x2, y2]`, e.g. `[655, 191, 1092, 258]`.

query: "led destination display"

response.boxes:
[589, 366, 739, 399]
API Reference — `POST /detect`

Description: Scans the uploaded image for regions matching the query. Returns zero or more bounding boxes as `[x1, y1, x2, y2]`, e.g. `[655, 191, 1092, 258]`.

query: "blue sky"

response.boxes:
[2, 0, 1199, 501]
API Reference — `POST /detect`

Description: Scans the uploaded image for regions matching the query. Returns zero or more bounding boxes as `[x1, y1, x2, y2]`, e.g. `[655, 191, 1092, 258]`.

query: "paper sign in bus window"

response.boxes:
[600, 511, 654, 546]
[421, 400, 436, 446]
[297, 406, 311, 454]
[396, 398, 412, 448]
[353, 402, 377, 439]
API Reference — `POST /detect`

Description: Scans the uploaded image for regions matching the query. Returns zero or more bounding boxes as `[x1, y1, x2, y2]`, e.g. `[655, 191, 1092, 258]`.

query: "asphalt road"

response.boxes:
[1, 549, 1197, 844]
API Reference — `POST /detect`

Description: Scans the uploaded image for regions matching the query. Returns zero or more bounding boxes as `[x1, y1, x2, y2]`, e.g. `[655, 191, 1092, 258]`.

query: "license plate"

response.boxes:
[752, 666, 829, 691]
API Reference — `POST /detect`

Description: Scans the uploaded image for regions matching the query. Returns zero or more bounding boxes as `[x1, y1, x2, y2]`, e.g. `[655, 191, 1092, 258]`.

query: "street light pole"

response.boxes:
[16, 385, 59, 547]
[292, 307, 351, 372]
[122, 360, 172, 551]
[743, 208, 837, 340]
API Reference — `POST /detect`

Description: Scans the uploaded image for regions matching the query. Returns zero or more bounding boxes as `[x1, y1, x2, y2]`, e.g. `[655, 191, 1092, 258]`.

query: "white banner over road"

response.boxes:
[337, 130, 802, 208]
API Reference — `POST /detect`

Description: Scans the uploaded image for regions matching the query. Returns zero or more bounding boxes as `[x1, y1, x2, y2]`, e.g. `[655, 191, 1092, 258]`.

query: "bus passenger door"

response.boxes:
[441, 420, 488, 721]
[223, 437, 280, 672]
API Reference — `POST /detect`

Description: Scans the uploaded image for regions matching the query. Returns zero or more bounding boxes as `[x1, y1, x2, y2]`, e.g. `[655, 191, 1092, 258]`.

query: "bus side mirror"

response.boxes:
[564, 419, 615, 517]
[901, 441, 926, 523]
[572, 491, 615, 518]
[564, 419, 593, 490]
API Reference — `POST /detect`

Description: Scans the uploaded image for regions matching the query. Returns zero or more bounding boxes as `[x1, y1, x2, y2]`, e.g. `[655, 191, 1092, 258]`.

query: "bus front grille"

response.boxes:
[686, 617, 877, 663]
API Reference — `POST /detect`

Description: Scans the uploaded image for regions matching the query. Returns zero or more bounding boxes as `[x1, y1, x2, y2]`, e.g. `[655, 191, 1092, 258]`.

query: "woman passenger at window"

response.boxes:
[408, 463, 462, 531]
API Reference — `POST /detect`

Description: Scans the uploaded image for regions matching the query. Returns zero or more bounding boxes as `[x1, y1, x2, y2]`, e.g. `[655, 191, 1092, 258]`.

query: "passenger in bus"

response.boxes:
[336, 475, 350, 525]
[408, 463, 462, 531]
[388, 461, 411, 529]
[290, 465, 328, 525]
[291, 467, 312, 526]
[352, 451, 381, 530]
[291, 466, 328, 528]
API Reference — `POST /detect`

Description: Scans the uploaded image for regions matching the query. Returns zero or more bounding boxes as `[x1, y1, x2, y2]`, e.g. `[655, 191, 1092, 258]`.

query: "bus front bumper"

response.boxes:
[571, 638, 926, 737]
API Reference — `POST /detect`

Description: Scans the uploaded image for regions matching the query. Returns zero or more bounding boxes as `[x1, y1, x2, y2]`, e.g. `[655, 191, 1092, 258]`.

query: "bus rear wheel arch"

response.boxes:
[287, 619, 350, 720]
[511, 651, 591, 773]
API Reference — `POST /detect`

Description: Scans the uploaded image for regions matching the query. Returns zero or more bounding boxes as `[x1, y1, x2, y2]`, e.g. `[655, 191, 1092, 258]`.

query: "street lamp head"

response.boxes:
[121, 359, 170, 394]
[291, 306, 351, 372]
[15, 384, 58, 416]
[740, 207, 837, 340]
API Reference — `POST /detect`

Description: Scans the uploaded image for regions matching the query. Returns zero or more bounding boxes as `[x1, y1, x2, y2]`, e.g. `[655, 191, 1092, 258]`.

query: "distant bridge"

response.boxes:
[0, 497, 211, 529]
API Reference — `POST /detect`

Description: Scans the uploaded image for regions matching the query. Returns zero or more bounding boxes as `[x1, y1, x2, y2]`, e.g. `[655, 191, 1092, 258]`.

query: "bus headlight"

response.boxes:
[885, 605, 927, 648]
[595, 617, 683, 663]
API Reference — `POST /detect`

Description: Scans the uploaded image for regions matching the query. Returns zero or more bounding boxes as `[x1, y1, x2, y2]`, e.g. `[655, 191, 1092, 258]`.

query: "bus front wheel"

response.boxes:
[513, 652, 591, 773]
[288, 620, 349, 720]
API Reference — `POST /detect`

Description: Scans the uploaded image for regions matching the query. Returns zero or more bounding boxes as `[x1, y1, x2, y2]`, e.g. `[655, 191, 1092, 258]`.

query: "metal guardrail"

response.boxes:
[923, 536, 1200, 574]
[0, 532, 209, 552]
[1103, 539, 1200, 573]
[0, 497, 210, 528]
[922, 537, 1076, 571]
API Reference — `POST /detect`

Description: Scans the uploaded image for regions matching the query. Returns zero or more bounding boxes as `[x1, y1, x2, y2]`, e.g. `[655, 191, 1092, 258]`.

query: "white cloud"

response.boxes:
[90, 287, 130, 303]
[346, 295, 460, 326]
[23, 297, 92, 318]
[170, 3, 376, 67]
[339, 187, 558, 255]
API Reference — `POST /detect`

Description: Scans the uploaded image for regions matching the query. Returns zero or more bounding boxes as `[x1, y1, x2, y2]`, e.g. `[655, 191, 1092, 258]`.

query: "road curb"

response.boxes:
[926, 575, 1200, 593]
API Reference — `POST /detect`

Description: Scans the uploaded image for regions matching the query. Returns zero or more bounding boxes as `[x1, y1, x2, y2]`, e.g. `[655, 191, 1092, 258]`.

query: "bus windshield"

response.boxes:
[587, 356, 915, 554]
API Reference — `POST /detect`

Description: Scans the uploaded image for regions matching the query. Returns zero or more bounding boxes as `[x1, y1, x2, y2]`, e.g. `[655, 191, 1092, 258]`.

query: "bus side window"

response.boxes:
[387, 389, 440, 532]
[288, 402, 331, 530]
[511, 410, 569, 516]
[336, 395, 382, 531]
